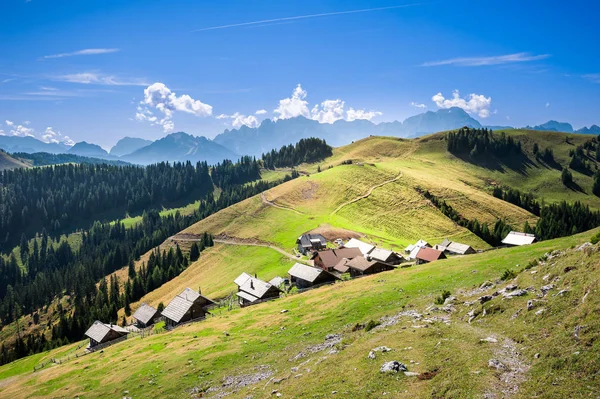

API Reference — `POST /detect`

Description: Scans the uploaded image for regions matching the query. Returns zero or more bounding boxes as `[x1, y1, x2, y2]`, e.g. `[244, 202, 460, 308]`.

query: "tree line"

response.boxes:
[446, 128, 522, 159]
[262, 138, 332, 169]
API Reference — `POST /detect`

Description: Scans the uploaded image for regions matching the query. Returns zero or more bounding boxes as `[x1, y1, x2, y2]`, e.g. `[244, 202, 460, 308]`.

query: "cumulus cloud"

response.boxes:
[255, 109, 267, 115]
[273, 84, 311, 120]
[311, 99, 346, 123]
[10, 124, 35, 138]
[41, 127, 75, 146]
[5, 120, 14, 127]
[410, 101, 426, 109]
[272, 84, 382, 123]
[432, 90, 492, 118]
[346, 108, 382, 121]
[217, 112, 260, 128]
[136, 82, 213, 132]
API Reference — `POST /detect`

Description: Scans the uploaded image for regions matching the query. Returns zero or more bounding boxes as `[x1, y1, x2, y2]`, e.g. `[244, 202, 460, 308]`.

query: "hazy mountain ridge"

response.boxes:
[0, 136, 69, 154]
[214, 107, 482, 156]
[109, 137, 153, 157]
[121, 132, 239, 165]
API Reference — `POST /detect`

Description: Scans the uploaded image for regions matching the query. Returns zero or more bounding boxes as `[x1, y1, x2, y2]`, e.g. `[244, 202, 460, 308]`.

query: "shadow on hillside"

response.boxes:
[455, 152, 535, 175]
[536, 157, 562, 171]
[566, 181, 586, 193]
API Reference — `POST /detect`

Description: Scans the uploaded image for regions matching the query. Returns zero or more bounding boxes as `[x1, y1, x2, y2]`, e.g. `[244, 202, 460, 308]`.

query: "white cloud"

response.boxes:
[217, 112, 260, 128]
[232, 113, 259, 129]
[432, 90, 492, 118]
[422, 52, 550, 67]
[0, 130, 4, 136]
[5, 120, 14, 127]
[255, 109, 267, 115]
[273, 84, 311, 120]
[545, 102, 550, 108]
[55, 72, 148, 86]
[311, 99, 346, 123]
[136, 82, 213, 132]
[41, 127, 75, 146]
[42, 48, 119, 59]
[346, 108, 382, 121]
[10, 124, 35, 138]
[410, 101, 426, 109]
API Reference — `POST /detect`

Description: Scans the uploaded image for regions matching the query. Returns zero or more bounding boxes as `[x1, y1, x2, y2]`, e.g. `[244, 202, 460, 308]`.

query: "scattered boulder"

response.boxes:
[488, 359, 506, 371]
[479, 295, 493, 304]
[404, 371, 420, 377]
[503, 284, 518, 292]
[503, 289, 528, 299]
[576, 242, 593, 251]
[480, 281, 494, 289]
[534, 353, 540, 359]
[444, 296, 457, 305]
[527, 300, 534, 311]
[280, 309, 289, 313]
[535, 308, 546, 316]
[554, 289, 570, 297]
[540, 285, 554, 296]
[380, 361, 408, 373]
[368, 351, 376, 359]
[223, 331, 230, 337]
[372, 346, 392, 353]
[563, 266, 577, 273]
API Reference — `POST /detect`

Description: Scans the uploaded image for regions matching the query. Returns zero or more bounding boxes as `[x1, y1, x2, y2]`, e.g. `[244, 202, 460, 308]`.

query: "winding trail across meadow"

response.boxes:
[169, 233, 313, 265]
[330, 171, 403, 215]
[260, 192, 304, 214]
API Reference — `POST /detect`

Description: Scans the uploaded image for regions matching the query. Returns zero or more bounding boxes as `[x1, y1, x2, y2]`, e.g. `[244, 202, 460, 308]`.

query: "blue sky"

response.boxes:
[0, 0, 598, 149]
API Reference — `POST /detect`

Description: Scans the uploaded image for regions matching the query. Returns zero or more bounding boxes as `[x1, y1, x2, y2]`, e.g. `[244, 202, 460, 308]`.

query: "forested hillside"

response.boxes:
[0, 138, 333, 365]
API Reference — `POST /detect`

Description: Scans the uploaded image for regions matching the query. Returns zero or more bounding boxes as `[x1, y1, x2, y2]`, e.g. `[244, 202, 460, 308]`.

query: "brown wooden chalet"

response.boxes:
[312, 247, 362, 271]
[161, 288, 215, 328]
[85, 321, 129, 349]
[345, 256, 396, 277]
[132, 303, 161, 328]
[234, 273, 282, 307]
[288, 263, 339, 289]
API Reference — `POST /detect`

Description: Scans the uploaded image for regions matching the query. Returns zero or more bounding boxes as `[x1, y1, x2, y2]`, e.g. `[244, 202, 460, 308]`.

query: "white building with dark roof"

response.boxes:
[344, 238, 375, 255]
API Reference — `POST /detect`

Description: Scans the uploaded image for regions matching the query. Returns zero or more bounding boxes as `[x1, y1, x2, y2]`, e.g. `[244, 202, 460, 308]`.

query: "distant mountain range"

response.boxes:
[1, 108, 598, 166]
[121, 132, 238, 165]
[214, 107, 482, 156]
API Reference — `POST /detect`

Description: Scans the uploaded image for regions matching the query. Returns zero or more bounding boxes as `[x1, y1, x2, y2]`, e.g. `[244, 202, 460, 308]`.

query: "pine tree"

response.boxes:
[561, 167, 573, 186]
[189, 242, 200, 261]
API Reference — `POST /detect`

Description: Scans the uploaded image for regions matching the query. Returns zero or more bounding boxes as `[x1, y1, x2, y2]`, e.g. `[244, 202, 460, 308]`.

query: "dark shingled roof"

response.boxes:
[297, 234, 327, 248]
[132, 303, 159, 325]
[161, 288, 215, 323]
[288, 263, 332, 283]
[235, 273, 280, 299]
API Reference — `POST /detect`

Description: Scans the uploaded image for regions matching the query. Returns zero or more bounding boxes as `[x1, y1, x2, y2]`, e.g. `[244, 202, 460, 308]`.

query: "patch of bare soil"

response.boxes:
[306, 225, 364, 241]
[301, 181, 319, 200]
[484, 337, 530, 398]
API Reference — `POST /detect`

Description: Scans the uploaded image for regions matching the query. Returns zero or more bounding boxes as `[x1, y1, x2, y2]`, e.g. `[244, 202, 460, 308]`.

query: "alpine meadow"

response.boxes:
[1, 1, 600, 398]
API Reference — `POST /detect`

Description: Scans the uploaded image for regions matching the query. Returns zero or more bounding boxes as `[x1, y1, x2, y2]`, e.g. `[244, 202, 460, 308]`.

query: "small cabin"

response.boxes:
[234, 273, 282, 307]
[345, 256, 396, 277]
[161, 288, 215, 328]
[369, 248, 404, 265]
[288, 263, 339, 289]
[85, 321, 129, 349]
[501, 231, 537, 247]
[132, 303, 161, 328]
[312, 248, 362, 271]
[415, 247, 446, 264]
[297, 234, 327, 255]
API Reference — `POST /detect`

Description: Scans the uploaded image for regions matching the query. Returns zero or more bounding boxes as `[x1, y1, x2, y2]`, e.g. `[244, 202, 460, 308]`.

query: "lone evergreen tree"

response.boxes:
[561, 167, 573, 186]
[189, 242, 200, 261]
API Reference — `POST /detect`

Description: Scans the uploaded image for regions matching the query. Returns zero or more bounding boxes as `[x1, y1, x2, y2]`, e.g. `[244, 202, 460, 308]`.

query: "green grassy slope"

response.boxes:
[1, 229, 598, 398]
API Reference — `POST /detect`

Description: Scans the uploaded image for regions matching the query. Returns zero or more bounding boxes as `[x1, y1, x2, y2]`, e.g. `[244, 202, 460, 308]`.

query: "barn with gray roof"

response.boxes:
[234, 273, 282, 307]
[288, 263, 339, 289]
[85, 321, 130, 349]
[161, 288, 215, 328]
